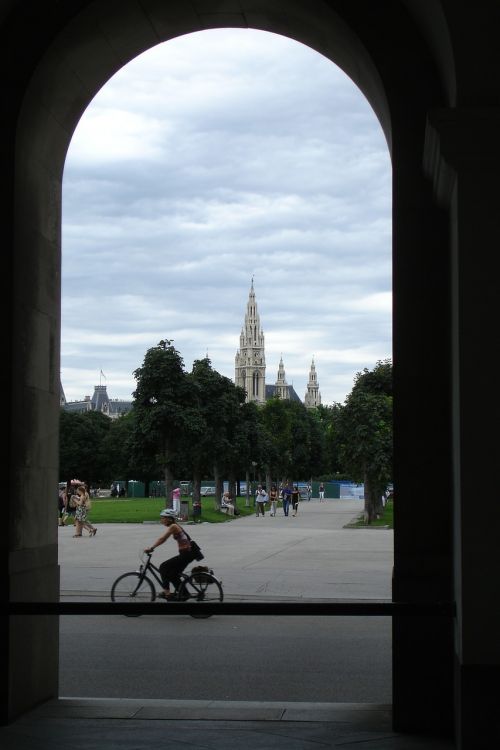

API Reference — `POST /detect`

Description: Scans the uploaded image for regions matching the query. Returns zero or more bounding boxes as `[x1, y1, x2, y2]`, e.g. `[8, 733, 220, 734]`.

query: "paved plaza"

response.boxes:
[2, 499, 454, 748]
[58, 497, 393, 602]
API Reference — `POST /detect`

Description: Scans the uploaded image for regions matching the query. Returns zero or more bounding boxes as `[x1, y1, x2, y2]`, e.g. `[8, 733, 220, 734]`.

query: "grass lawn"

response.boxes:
[345, 499, 394, 529]
[63, 496, 256, 525]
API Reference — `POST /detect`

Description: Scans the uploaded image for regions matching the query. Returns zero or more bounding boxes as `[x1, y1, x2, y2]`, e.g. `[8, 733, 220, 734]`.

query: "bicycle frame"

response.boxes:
[138, 552, 163, 589]
[137, 552, 196, 594]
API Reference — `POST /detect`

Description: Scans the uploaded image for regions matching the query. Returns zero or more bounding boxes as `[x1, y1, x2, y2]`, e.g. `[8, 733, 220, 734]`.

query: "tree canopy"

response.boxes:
[60, 343, 393, 524]
[337, 359, 393, 522]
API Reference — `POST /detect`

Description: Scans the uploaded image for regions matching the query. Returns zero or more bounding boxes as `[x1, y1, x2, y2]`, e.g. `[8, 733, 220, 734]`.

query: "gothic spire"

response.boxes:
[304, 357, 321, 408]
[235, 280, 266, 404]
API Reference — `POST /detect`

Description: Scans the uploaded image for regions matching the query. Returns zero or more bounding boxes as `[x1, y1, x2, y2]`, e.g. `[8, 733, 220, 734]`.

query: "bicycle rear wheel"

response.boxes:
[111, 572, 155, 615]
[177, 572, 223, 618]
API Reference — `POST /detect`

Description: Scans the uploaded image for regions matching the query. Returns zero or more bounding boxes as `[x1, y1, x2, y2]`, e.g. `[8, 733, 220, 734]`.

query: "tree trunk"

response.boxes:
[214, 464, 223, 510]
[363, 470, 376, 524]
[228, 471, 236, 502]
[192, 474, 201, 506]
[265, 469, 272, 492]
[374, 484, 385, 517]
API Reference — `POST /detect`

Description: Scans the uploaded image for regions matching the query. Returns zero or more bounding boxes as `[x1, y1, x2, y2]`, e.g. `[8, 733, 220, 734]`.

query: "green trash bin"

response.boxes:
[127, 480, 145, 497]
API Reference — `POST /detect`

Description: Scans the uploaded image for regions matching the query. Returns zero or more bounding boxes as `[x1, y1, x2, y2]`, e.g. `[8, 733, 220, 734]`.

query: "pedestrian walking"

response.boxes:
[255, 485, 268, 516]
[74, 485, 97, 537]
[281, 481, 292, 516]
[319, 482, 325, 502]
[269, 484, 279, 516]
[291, 485, 300, 516]
[58, 486, 68, 526]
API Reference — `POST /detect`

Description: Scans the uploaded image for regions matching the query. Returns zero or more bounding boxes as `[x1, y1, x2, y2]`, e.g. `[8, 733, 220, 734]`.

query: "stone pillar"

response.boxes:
[392, 120, 454, 736]
[424, 108, 500, 748]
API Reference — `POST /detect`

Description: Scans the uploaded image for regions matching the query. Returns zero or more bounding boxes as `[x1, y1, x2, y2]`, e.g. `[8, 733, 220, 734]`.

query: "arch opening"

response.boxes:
[57, 24, 393, 703]
[15, 0, 455, 729]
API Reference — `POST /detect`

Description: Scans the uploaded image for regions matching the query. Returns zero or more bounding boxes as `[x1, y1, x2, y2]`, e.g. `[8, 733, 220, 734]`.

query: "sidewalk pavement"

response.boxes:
[2, 698, 454, 749]
[3, 500, 455, 748]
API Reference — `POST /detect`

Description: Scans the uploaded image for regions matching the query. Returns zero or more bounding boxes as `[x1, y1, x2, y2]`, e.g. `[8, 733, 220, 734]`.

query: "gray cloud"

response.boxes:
[61, 28, 391, 405]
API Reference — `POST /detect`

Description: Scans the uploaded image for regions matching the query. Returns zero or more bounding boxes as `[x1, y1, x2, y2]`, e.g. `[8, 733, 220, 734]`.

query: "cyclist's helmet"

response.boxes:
[160, 509, 176, 519]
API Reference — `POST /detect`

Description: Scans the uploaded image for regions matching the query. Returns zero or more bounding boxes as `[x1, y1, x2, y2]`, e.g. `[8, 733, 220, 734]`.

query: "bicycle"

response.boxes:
[110, 551, 223, 618]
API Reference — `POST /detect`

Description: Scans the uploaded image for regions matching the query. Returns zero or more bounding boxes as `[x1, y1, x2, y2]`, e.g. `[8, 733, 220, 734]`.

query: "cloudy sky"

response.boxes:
[61, 28, 391, 407]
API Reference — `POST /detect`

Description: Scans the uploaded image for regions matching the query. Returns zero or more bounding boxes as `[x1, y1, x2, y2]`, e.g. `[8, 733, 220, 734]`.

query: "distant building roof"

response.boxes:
[61, 383, 132, 419]
[265, 384, 302, 403]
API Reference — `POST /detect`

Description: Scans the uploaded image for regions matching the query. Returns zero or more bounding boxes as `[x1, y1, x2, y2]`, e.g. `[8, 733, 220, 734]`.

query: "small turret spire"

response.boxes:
[304, 357, 321, 409]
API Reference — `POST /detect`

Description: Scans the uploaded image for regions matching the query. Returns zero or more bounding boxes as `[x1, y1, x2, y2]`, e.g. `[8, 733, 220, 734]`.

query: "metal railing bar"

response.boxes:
[5, 601, 455, 617]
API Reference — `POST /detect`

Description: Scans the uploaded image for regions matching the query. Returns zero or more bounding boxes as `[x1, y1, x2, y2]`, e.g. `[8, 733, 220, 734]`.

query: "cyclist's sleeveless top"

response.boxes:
[173, 527, 191, 552]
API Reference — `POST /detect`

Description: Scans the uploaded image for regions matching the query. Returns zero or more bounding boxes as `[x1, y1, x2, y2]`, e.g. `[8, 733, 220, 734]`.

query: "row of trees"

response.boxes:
[60, 340, 392, 522]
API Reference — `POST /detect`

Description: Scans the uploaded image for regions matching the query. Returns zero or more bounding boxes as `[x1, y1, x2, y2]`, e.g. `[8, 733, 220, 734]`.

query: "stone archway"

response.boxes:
[6, 0, 460, 739]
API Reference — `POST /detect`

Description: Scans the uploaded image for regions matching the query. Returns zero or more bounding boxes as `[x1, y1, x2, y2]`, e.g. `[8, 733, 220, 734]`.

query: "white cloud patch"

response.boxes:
[61, 28, 391, 405]
[69, 109, 167, 163]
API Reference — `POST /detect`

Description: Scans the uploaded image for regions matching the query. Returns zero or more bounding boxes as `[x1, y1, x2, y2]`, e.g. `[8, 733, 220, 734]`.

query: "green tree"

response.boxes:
[59, 409, 111, 486]
[338, 360, 393, 523]
[316, 403, 343, 476]
[229, 400, 262, 502]
[259, 397, 293, 482]
[304, 406, 328, 478]
[100, 411, 148, 487]
[131, 340, 196, 502]
[226, 399, 262, 499]
[188, 358, 246, 505]
[258, 398, 327, 484]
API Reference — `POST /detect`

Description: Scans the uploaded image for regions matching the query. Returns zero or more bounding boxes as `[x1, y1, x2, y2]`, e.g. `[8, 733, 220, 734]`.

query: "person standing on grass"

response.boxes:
[192, 497, 202, 522]
[171, 486, 181, 514]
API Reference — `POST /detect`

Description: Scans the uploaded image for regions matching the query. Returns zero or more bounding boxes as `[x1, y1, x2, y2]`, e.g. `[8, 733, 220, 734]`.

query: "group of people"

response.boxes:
[58, 483, 98, 537]
[255, 482, 305, 517]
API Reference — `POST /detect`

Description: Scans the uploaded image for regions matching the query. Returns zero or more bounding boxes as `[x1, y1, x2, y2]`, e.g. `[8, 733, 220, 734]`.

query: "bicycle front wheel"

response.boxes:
[111, 572, 155, 615]
[178, 572, 223, 618]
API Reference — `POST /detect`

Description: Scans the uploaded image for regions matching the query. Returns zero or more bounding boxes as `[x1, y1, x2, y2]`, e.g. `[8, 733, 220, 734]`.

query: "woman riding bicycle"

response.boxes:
[144, 510, 199, 599]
